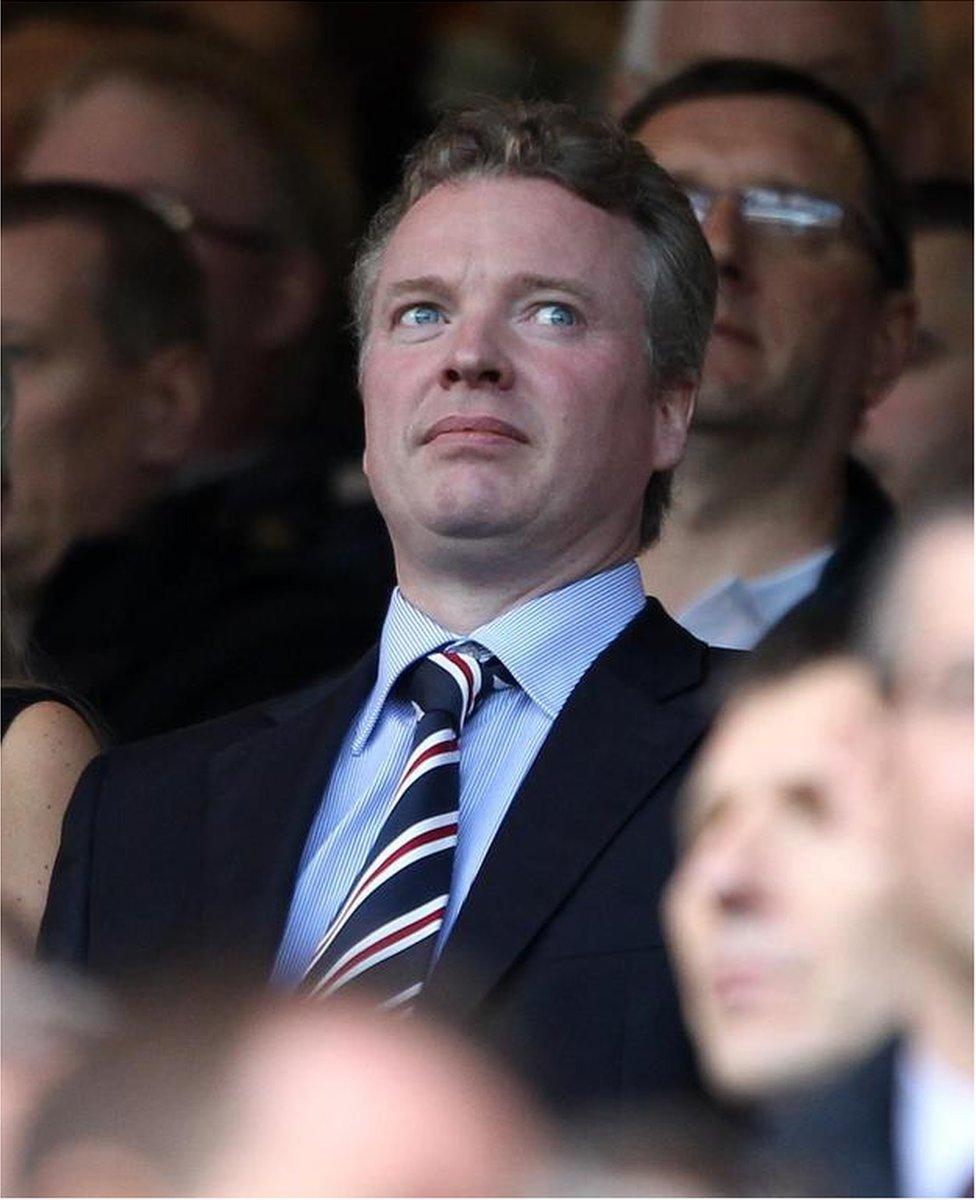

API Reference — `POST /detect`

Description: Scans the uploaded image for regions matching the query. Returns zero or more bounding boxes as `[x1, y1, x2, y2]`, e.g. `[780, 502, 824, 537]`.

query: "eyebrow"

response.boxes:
[382, 276, 453, 303]
[508, 273, 599, 305]
[673, 171, 832, 197]
[380, 272, 599, 306]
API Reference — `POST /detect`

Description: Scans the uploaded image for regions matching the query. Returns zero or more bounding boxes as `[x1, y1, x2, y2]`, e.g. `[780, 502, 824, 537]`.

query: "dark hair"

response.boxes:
[3, 180, 206, 365]
[621, 58, 911, 292]
[351, 99, 717, 547]
[905, 178, 974, 234]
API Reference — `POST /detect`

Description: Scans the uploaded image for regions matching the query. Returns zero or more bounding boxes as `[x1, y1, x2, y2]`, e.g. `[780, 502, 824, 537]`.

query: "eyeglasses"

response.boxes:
[681, 182, 882, 261]
[140, 188, 278, 253]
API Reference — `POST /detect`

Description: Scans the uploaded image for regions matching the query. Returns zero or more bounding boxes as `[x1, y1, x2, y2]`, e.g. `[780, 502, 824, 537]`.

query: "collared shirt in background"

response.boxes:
[678, 546, 833, 650]
[273, 560, 647, 985]
[895, 1044, 974, 1198]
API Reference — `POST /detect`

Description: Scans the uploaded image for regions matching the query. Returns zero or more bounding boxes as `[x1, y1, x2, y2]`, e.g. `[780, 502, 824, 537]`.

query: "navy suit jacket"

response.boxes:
[40, 599, 730, 1110]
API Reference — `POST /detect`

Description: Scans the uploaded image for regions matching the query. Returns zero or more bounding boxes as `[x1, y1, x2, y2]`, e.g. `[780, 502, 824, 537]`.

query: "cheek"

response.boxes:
[761, 266, 871, 348]
[663, 873, 711, 970]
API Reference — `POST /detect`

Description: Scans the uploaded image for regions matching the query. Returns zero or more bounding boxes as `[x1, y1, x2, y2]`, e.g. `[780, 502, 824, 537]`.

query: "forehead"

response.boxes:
[2, 219, 104, 321]
[638, 94, 870, 210]
[376, 176, 645, 299]
[21, 78, 272, 220]
[693, 662, 881, 804]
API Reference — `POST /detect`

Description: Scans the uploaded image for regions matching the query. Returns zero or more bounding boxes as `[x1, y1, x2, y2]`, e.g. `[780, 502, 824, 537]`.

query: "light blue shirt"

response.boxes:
[273, 561, 647, 985]
[678, 546, 833, 650]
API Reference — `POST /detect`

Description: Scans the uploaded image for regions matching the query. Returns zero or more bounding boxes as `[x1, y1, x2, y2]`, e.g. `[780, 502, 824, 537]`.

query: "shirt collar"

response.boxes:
[351, 561, 646, 752]
[679, 545, 833, 650]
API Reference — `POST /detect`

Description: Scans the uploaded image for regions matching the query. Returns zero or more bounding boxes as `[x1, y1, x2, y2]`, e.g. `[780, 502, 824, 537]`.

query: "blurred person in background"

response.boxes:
[856, 179, 974, 511]
[39, 99, 727, 1115]
[3, 177, 392, 741]
[610, 0, 969, 180]
[14, 29, 352, 459]
[18, 985, 551, 1197]
[2, 183, 208, 616]
[625, 60, 914, 650]
[12, 31, 395, 719]
[664, 637, 907, 1194]
[2, 607, 103, 943]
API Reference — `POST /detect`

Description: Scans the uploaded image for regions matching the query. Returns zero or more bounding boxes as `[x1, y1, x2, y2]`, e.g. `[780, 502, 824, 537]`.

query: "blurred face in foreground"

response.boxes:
[202, 1004, 550, 1197]
[665, 659, 902, 1099]
[886, 517, 973, 978]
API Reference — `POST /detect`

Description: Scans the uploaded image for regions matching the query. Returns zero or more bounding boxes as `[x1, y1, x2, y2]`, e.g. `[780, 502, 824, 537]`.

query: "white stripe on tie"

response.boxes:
[304, 813, 459, 970]
[311, 895, 447, 998]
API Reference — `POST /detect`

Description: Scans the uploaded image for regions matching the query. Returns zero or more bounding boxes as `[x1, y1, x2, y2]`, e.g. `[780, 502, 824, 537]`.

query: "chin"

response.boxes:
[426, 509, 522, 540]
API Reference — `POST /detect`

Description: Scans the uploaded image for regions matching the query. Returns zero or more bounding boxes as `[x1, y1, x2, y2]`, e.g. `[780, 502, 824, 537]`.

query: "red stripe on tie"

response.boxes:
[402, 737, 458, 788]
[353, 821, 458, 901]
[326, 906, 445, 991]
[444, 651, 476, 714]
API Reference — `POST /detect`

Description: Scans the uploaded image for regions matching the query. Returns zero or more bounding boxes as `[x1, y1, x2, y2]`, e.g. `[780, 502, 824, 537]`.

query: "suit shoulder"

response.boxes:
[102, 673, 349, 773]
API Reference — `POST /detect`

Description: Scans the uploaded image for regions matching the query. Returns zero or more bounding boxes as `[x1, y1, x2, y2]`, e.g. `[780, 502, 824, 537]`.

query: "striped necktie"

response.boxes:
[301, 644, 509, 1011]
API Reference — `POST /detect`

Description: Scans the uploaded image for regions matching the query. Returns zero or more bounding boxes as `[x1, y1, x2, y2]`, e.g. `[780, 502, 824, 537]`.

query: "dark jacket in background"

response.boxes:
[764, 458, 896, 648]
[29, 443, 395, 742]
[757, 1041, 899, 1197]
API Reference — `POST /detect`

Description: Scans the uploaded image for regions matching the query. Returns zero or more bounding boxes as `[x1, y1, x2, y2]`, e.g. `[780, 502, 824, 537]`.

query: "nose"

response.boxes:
[438, 316, 515, 392]
[700, 194, 750, 289]
[698, 813, 771, 917]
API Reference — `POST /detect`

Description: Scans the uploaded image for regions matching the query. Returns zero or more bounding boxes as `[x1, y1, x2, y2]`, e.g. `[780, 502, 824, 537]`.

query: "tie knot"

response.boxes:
[404, 644, 508, 732]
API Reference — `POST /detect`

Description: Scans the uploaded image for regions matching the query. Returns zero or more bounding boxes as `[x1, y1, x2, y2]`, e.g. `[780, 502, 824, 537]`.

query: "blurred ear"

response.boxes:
[650, 375, 698, 471]
[254, 249, 326, 349]
[861, 291, 916, 416]
[135, 344, 210, 471]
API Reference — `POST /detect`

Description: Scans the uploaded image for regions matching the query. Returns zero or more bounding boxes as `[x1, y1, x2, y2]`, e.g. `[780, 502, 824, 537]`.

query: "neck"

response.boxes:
[640, 428, 845, 612]
[393, 529, 639, 633]
[907, 951, 974, 1081]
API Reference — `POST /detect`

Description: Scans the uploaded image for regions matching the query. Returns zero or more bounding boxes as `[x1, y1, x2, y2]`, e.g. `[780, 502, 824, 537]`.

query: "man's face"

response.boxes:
[19, 79, 278, 426]
[2, 219, 150, 597]
[665, 661, 902, 1100]
[361, 176, 691, 576]
[888, 519, 973, 973]
[636, 95, 889, 446]
[856, 229, 974, 506]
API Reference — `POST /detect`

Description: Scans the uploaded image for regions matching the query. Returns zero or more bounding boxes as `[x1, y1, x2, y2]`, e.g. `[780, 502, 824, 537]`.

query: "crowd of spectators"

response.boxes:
[1, 2, 972, 1195]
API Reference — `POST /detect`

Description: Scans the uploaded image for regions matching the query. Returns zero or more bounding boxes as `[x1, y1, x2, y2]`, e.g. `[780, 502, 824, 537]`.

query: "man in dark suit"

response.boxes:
[40, 100, 724, 1111]
[624, 60, 914, 650]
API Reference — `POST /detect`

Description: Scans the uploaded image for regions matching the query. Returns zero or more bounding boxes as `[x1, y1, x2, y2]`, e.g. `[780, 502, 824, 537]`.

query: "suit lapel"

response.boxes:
[202, 651, 378, 974]
[425, 602, 711, 1017]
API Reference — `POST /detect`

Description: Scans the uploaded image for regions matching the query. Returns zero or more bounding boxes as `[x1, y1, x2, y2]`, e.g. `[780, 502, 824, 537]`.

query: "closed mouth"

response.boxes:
[422, 415, 528, 444]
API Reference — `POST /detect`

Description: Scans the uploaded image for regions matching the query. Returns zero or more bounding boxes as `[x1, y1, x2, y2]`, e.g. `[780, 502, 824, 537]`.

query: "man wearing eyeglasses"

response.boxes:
[624, 59, 915, 651]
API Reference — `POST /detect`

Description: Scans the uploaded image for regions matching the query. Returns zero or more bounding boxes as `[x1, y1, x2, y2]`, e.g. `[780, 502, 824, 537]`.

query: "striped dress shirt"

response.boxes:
[272, 560, 647, 986]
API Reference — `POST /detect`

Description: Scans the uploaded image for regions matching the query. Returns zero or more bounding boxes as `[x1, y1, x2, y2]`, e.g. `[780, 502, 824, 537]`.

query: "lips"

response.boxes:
[711, 320, 758, 347]
[422, 415, 528, 445]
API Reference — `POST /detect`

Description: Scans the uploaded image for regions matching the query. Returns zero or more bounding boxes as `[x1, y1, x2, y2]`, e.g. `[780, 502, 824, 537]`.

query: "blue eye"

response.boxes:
[534, 302, 577, 327]
[398, 304, 445, 327]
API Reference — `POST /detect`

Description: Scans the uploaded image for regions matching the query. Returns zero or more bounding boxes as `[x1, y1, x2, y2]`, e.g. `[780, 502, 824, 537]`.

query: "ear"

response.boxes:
[860, 290, 917, 419]
[254, 249, 325, 349]
[650, 375, 698, 471]
[135, 344, 210, 471]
